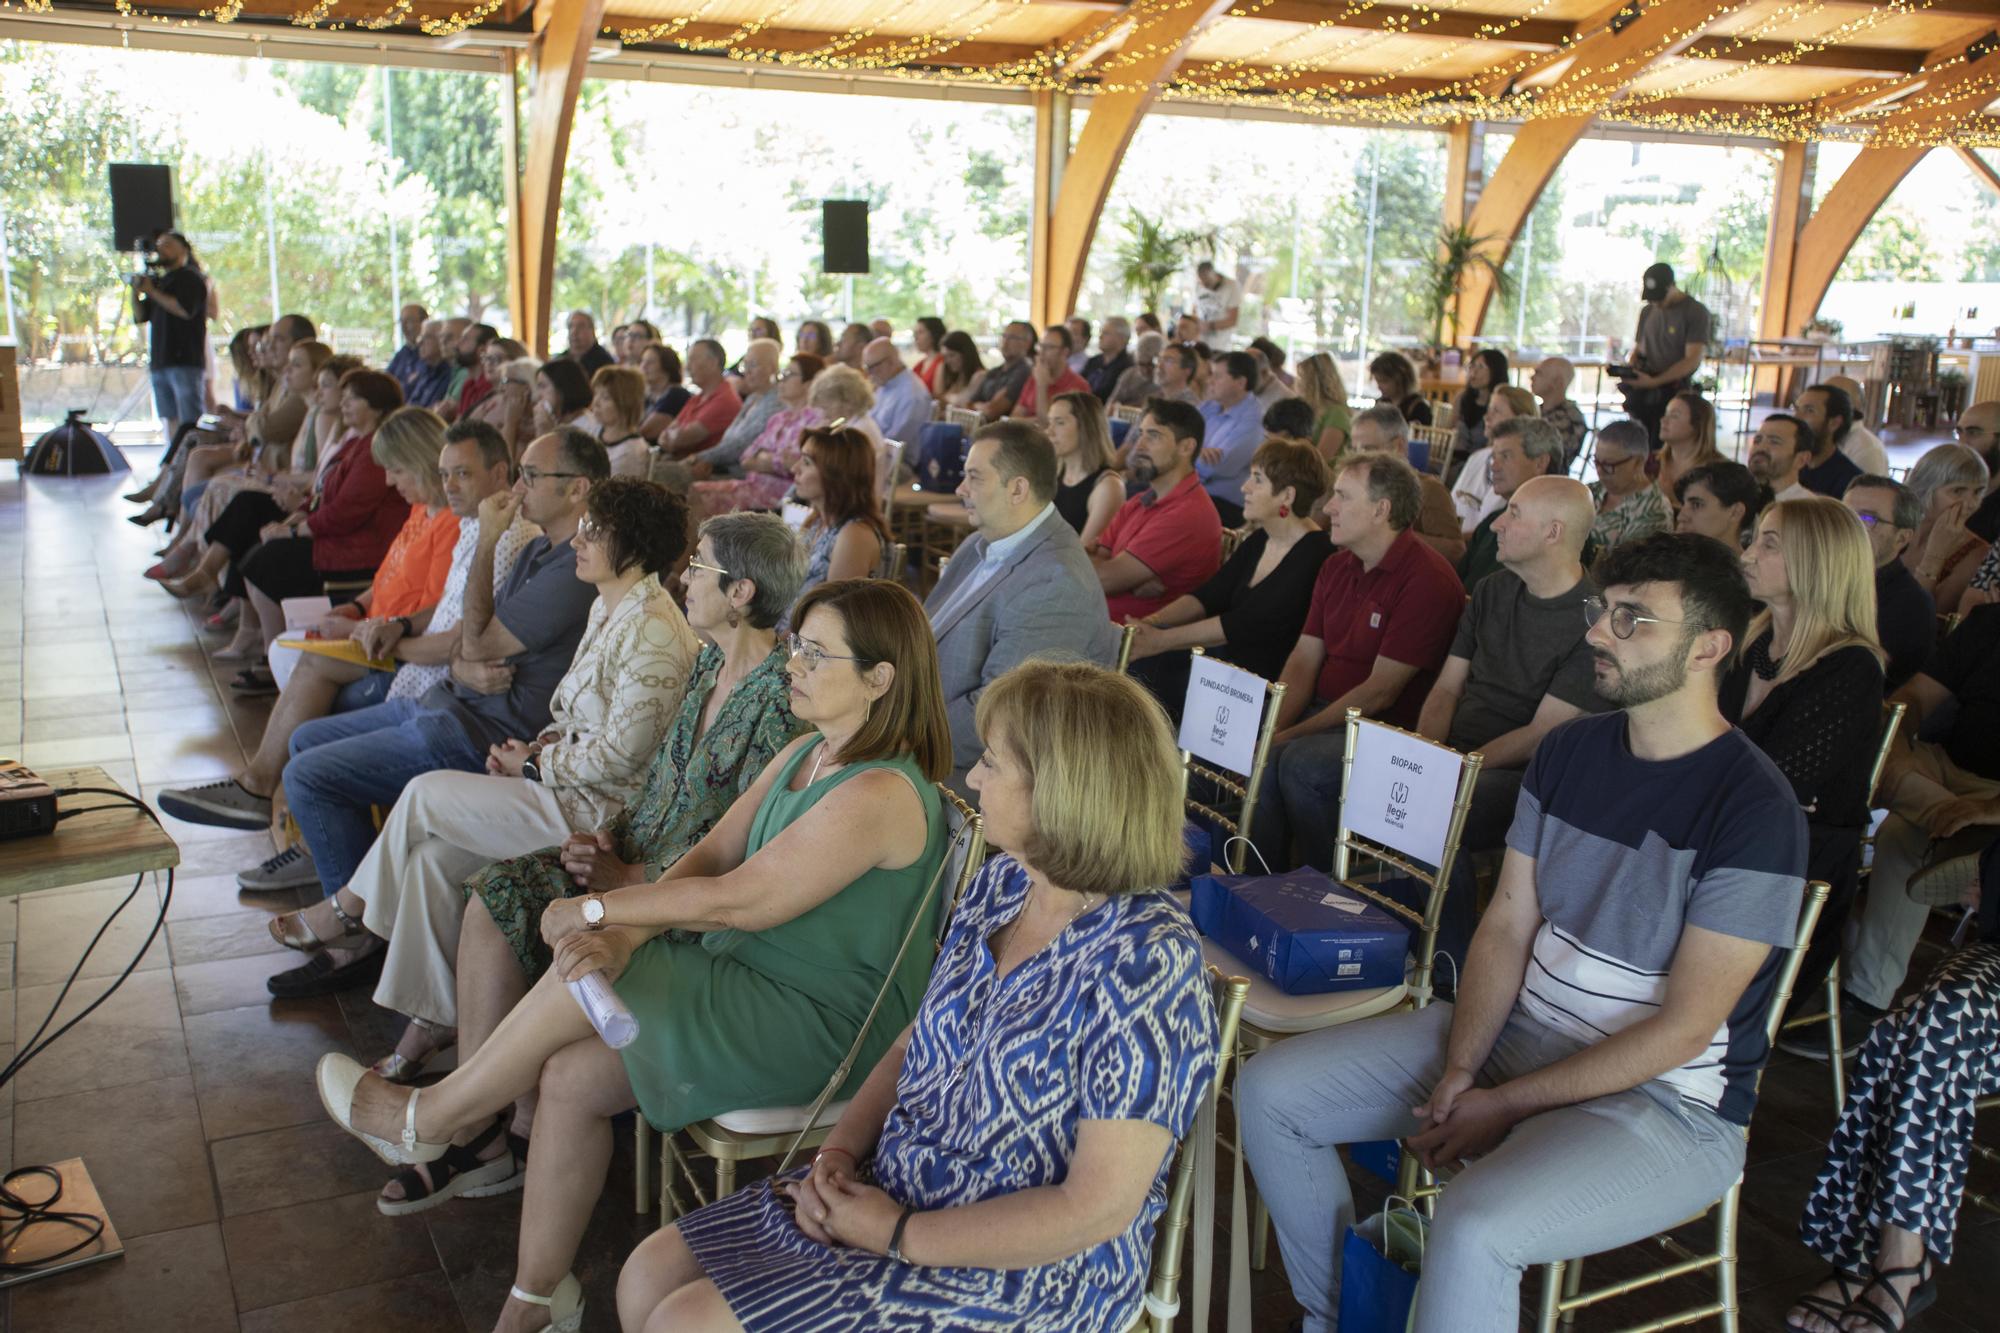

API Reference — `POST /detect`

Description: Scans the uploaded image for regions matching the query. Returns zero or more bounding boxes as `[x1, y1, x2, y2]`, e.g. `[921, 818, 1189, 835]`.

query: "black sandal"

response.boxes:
[376, 1118, 521, 1217]
[1841, 1257, 1936, 1332]
[1784, 1268, 1869, 1332]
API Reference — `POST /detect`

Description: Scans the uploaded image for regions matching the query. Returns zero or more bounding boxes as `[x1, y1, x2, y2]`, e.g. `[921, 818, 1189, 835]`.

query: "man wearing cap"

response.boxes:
[1623, 263, 1711, 448]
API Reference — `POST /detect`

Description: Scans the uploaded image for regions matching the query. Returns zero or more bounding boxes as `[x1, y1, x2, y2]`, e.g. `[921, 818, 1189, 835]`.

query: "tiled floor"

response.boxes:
[0, 445, 1995, 1331]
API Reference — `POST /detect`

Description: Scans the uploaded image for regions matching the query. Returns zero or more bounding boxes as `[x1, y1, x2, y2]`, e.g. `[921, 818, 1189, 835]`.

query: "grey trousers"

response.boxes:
[1237, 1003, 1744, 1333]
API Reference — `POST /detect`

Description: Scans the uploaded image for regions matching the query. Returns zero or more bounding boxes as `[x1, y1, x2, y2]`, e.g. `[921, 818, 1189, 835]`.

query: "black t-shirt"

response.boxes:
[1969, 487, 2000, 544]
[1927, 604, 2000, 780]
[1191, 528, 1334, 681]
[139, 266, 208, 369]
[1798, 449, 1863, 499]
[569, 342, 614, 376]
[1874, 558, 1934, 692]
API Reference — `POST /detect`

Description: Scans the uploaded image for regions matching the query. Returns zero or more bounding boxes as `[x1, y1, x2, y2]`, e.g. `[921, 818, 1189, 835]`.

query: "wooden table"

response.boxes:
[0, 766, 180, 897]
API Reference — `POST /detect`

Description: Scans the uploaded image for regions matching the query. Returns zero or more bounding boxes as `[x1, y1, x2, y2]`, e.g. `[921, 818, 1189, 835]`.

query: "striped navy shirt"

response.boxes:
[1505, 712, 1807, 1125]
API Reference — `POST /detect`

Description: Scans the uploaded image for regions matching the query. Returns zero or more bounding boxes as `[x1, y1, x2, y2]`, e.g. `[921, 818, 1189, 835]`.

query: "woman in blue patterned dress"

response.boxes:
[617, 660, 1219, 1333]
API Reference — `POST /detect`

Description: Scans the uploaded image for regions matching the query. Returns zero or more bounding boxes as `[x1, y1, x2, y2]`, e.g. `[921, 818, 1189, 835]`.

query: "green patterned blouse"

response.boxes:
[464, 642, 804, 976]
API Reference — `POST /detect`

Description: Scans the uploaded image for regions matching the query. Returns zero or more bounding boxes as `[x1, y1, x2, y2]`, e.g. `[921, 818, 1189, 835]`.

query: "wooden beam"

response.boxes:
[1783, 44, 2000, 339]
[1442, 122, 1484, 231]
[623, 22, 1040, 67]
[508, 0, 606, 356]
[1757, 138, 1813, 376]
[1228, 1, 1571, 48]
[1453, 0, 1737, 339]
[1681, 38, 1924, 76]
[1031, 0, 1236, 326]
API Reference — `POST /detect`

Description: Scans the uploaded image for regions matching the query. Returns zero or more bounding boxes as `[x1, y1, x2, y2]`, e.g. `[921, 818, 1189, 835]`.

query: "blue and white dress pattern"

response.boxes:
[675, 853, 1218, 1332]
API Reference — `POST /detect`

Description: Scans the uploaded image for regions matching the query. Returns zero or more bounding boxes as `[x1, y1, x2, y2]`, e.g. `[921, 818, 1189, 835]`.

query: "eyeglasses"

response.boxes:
[576, 517, 607, 545]
[784, 634, 871, 672]
[1583, 596, 1685, 640]
[684, 558, 730, 580]
[519, 466, 583, 485]
[1851, 511, 1885, 527]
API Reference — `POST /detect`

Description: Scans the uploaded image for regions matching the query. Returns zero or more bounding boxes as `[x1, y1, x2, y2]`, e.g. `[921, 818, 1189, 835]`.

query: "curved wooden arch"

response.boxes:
[505, 0, 606, 357]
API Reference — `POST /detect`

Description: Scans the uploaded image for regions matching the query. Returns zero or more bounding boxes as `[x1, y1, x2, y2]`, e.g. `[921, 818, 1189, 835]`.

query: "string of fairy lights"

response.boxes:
[6, 0, 2000, 146]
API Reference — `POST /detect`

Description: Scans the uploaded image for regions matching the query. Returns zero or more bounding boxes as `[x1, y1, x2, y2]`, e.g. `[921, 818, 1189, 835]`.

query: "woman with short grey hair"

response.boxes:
[1904, 442, 1991, 609]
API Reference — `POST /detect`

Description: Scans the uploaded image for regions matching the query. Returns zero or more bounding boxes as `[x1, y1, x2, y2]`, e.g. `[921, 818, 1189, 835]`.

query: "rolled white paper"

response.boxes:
[567, 972, 639, 1049]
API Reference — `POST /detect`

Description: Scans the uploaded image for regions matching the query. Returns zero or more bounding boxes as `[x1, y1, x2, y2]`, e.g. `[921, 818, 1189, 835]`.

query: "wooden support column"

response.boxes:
[1755, 139, 1815, 401]
[504, 0, 606, 356]
[1029, 89, 1070, 326]
[1779, 44, 2000, 342]
[1442, 123, 1485, 231]
[1452, 0, 1735, 340]
[1029, 0, 1235, 328]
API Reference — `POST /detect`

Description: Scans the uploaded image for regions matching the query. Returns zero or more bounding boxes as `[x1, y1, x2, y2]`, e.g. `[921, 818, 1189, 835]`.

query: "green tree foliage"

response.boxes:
[1846, 207, 1941, 282]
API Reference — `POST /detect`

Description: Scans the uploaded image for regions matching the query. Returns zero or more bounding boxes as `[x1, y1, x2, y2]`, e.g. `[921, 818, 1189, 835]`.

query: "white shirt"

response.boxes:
[1839, 424, 1889, 478]
[388, 513, 538, 702]
[1452, 446, 1502, 532]
[1195, 276, 1242, 347]
[1776, 480, 1815, 504]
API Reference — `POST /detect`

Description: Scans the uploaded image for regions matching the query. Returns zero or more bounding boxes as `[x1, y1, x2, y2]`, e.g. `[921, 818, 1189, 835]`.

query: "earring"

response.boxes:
[726, 610, 740, 628]
[1279, 504, 1289, 518]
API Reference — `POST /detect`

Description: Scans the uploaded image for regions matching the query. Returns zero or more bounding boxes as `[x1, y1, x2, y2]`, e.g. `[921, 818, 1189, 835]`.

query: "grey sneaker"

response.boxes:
[238, 843, 321, 893]
[157, 778, 272, 831]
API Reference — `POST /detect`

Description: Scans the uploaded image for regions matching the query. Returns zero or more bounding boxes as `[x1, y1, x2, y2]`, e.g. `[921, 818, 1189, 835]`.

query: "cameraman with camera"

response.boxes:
[1616, 262, 1710, 450]
[131, 230, 208, 446]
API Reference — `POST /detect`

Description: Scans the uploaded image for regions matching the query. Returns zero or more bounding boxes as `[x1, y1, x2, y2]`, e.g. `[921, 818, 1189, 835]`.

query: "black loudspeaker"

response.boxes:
[109, 163, 176, 253]
[822, 200, 869, 275]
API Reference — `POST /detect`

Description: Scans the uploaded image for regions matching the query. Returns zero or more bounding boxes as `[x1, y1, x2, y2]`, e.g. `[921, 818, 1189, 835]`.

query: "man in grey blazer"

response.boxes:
[925, 420, 1121, 785]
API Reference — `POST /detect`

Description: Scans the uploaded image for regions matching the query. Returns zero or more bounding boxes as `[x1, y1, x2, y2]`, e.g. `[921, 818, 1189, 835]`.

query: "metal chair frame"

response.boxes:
[1411, 423, 1456, 479]
[637, 785, 986, 1222]
[1177, 648, 1285, 876]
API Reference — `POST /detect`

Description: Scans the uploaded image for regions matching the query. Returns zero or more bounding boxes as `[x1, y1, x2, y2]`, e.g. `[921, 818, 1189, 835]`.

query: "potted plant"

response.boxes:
[1803, 316, 1843, 343]
[1418, 224, 1514, 348]
[1938, 367, 1968, 421]
[1113, 211, 1217, 319]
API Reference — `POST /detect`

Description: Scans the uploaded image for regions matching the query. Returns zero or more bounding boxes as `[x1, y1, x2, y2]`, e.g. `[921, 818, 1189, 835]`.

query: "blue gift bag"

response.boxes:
[1336, 1201, 1425, 1333]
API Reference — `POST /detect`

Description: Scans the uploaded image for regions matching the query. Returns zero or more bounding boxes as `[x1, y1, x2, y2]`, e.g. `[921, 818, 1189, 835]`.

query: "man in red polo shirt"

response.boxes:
[1252, 451, 1466, 868]
[1091, 397, 1222, 622]
[659, 338, 742, 458]
[1013, 323, 1092, 423]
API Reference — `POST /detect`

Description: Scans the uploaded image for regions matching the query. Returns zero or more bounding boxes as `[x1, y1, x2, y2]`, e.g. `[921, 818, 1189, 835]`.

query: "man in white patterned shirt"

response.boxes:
[160, 419, 533, 831]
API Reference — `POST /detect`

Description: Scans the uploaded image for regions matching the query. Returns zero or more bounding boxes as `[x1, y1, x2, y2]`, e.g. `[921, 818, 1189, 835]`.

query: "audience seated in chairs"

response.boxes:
[908, 316, 947, 392]
[1415, 474, 1606, 969]
[689, 351, 826, 516]
[1530, 356, 1588, 469]
[638, 341, 691, 440]
[1792, 384, 1869, 500]
[619, 659, 1218, 1333]
[1655, 389, 1722, 508]
[264, 477, 700, 1026]
[1723, 497, 1886, 1019]
[1587, 418, 1672, 553]
[687, 338, 784, 483]
[1787, 834, 1999, 1333]
[970, 321, 1034, 421]
[1450, 348, 1511, 466]
[924, 421, 1119, 786]
[233, 428, 607, 897]
[531, 358, 595, 440]
[1836, 604, 2000, 1044]
[795, 425, 889, 599]
[591, 366, 651, 478]
[932, 331, 984, 411]
[1240, 532, 1809, 1333]
[1674, 458, 1766, 552]
[314, 578, 952, 1333]
[1047, 390, 1124, 548]
[1195, 350, 1265, 528]
[158, 419, 530, 834]
[1294, 351, 1351, 459]
[1370, 348, 1432, 428]
[1012, 323, 1090, 425]
[167, 369, 410, 679]
[1125, 437, 1333, 720]
[865, 336, 933, 458]
[1091, 397, 1223, 623]
[365, 513, 806, 1196]
[1081, 314, 1133, 402]
[1843, 474, 1935, 692]
[1261, 396, 1317, 449]
[1457, 416, 1565, 592]
[1349, 404, 1466, 564]
[795, 318, 834, 361]
[1252, 451, 1465, 869]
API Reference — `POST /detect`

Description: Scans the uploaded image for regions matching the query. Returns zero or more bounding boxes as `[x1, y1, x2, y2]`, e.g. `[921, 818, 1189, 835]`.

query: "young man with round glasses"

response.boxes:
[1240, 532, 1808, 1333]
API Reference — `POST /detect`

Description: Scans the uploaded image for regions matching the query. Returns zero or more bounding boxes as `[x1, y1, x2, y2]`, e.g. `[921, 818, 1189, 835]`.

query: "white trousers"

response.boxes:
[351, 769, 574, 1029]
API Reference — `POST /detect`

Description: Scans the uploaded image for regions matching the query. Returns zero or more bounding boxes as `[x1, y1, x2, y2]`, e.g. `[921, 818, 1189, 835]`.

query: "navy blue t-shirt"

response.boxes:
[1506, 712, 1807, 1125]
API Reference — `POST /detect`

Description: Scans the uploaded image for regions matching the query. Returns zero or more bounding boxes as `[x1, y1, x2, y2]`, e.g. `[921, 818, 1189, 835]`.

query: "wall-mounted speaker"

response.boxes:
[822, 200, 869, 275]
[108, 163, 176, 253]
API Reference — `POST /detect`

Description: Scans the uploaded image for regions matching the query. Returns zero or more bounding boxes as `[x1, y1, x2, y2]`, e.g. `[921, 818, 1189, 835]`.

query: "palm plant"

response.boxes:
[1419, 223, 1514, 347]
[1113, 211, 1217, 316]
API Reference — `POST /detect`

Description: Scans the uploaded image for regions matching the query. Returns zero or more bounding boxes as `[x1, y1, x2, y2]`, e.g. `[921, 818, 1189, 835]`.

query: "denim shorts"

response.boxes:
[150, 364, 206, 423]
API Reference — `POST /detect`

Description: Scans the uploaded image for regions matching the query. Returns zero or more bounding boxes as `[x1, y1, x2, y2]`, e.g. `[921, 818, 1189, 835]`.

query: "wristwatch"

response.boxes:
[520, 758, 541, 784]
[581, 895, 607, 930]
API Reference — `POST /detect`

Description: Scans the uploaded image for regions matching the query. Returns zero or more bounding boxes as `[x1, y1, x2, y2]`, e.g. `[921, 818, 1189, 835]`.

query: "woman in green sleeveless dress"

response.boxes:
[315, 578, 953, 1333]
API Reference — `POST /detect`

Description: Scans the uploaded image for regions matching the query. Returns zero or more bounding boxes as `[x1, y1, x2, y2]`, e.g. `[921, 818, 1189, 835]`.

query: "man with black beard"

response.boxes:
[439, 322, 499, 423]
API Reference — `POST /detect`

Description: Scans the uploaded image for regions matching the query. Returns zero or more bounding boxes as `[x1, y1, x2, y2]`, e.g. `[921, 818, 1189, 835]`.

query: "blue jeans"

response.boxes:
[150, 364, 205, 426]
[283, 699, 486, 896]
[1237, 1003, 1744, 1333]
[333, 669, 394, 713]
[1252, 722, 1346, 871]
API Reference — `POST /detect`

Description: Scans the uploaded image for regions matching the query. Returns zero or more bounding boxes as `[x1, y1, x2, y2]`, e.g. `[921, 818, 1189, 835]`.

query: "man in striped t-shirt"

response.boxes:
[1239, 533, 1807, 1333]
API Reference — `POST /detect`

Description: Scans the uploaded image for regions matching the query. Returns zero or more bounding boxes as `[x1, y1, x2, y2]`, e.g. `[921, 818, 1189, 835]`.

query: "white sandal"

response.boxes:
[509, 1274, 583, 1333]
[315, 1053, 448, 1167]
